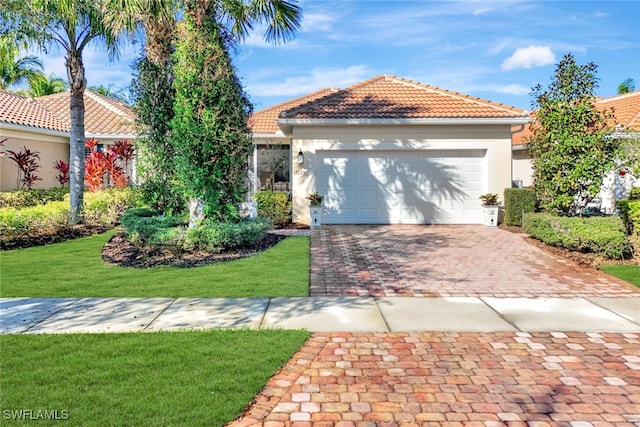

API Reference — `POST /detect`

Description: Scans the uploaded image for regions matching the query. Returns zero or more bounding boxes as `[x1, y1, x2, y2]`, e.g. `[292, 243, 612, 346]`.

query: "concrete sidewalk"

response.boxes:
[2, 296, 639, 334]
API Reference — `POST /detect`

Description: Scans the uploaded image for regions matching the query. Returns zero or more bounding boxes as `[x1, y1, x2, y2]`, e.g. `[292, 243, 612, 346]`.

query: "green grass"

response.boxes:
[0, 330, 309, 426]
[0, 231, 309, 297]
[600, 264, 640, 287]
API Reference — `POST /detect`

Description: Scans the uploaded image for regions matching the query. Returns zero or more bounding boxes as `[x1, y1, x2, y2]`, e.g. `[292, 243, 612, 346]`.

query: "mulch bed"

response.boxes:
[0, 225, 111, 250]
[101, 231, 287, 268]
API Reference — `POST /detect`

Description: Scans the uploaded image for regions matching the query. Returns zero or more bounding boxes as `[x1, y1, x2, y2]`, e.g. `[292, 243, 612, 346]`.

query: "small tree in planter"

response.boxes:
[306, 192, 324, 227]
[479, 193, 500, 227]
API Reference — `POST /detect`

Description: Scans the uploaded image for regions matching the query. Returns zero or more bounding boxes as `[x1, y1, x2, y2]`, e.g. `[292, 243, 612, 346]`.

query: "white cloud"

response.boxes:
[501, 45, 555, 71]
[301, 13, 336, 33]
[496, 83, 531, 95]
[472, 8, 489, 16]
[249, 65, 373, 97]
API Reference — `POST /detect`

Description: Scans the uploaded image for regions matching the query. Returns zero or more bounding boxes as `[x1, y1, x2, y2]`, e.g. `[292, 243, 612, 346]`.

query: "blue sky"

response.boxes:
[36, 0, 640, 112]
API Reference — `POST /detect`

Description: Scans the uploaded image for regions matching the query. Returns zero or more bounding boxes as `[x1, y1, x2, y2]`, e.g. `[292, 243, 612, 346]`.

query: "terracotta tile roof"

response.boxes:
[249, 88, 338, 134]
[36, 90, 136, 135]
[280, 75, 527, 120]
[597, 90, 640, 131]
[0, 90, 68, 132]
[512, 90, 640, 146]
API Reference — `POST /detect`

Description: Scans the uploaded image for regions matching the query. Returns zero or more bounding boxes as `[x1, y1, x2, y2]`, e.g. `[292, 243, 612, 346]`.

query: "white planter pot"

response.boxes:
[482, 205, 499, 227]
[310, 206, 323, 227]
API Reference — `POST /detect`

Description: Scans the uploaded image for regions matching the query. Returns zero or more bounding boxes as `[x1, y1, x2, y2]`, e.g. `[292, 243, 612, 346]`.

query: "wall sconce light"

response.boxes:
[297, 149, 304, 165]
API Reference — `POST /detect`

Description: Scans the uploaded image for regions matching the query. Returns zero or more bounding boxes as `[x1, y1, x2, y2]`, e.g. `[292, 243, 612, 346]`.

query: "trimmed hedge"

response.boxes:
[253, 190, 291, 227]
[122, 208, 271, 253]
[0, 188, 69, 209]
[82, 188, 142, 226]
[0, 188, 142, 242]
[523, 213, 632, 259]
[616, 198, 640, 238]
[121, 208, 187, 247]
[504, 188, 536, 227]
[185, 218, 271, 253]
[0, 201, 70, 238]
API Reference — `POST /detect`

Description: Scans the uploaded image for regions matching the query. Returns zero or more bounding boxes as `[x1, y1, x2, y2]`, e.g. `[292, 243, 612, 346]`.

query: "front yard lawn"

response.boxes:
[600, 265, 640, 287]
[0, 231, 309, 297]
[0, 329, 308, 426]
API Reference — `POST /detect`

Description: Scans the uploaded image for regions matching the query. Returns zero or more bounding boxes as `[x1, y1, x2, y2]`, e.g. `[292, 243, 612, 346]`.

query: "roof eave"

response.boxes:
[0, 121, 69, 138]
[86, 132, 138, 140]
[277, 117, 531, 134]
[251, 132, 287, 139]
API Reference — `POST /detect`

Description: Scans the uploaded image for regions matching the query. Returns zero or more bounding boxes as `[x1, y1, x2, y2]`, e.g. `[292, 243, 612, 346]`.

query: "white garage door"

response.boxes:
[316, 150, 486, 224]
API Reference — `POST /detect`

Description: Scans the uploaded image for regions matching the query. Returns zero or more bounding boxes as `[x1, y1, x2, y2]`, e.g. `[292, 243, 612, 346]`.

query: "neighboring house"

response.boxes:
[0, 89, 136, 191]
[251, 75, 529, 225]
[511, 90, 640, 213]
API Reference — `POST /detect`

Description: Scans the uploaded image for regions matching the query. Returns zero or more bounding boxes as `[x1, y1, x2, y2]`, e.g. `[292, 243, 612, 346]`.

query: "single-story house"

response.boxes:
[512, 90, 640, 213]
[3, 75, 545, 226]
[0, 89, 136, 191]
[250, 75, 530, 225]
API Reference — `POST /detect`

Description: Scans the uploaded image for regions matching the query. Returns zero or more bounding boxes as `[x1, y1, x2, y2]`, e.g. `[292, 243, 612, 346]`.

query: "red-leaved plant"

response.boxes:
[6, 146, 42, 190]
[84, 138, 132, 191]
[110, 139, 135, 174]
[54, 160, 70, 186]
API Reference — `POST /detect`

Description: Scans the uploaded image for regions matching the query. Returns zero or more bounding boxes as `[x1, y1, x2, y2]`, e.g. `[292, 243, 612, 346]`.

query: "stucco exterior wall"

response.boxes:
[512, 148, 534, 187]
[0, 129, 69, 191]
[289, 124, 514, 224]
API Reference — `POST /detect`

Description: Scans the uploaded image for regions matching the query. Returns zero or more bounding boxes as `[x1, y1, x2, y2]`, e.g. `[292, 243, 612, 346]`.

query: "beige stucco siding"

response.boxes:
[290, 124, 514, 224]
[1, 129, 69, 191]
[512, 148, 534, 188]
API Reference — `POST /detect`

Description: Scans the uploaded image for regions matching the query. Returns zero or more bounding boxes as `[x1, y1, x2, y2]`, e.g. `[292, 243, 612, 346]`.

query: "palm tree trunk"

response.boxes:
[67, 54, 87, 224]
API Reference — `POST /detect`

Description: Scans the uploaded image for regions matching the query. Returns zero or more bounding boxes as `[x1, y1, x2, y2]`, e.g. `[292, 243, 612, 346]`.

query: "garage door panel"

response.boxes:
[317, 150, 485, 224]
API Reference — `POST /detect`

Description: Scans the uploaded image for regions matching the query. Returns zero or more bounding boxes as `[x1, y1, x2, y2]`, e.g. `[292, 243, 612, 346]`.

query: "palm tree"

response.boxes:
[89, 83, 128, 102]
[102, 0, 301, 213]
[26, 73, 68, 97]
[0, 34, 45, 90]
[2, 0, 124, 223]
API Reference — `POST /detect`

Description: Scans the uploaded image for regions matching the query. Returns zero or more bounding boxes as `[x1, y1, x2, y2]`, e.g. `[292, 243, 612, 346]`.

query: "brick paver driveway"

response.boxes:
[310, 225, 639, 298]
[229, 225, 640, 426]
[231, 332, 640, 426]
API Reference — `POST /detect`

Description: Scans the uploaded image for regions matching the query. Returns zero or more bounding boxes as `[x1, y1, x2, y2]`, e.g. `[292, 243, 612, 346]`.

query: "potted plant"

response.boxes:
[479, 193, 500, 227]
[306, 192, 324, 227]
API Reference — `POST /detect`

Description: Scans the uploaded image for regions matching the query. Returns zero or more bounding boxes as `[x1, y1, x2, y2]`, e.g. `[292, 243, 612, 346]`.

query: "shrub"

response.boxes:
[81, 188, 142, 226]
[630, 187, 640, 201]
[121, 208, 187, 247]
[140, 178, 185, 215]
[0, 188, 69, 209]
[0, 188, 141, 244]
[5, 146, 42, 190]
[184, 218, 271, 253]
[504, 188, 536, 227]
[616, 198, 640, 238]
[253, 190, 291, 227]
[0, 201, 70, 238]
[121, 208, 270, 253]
[523, 213, 632, 259]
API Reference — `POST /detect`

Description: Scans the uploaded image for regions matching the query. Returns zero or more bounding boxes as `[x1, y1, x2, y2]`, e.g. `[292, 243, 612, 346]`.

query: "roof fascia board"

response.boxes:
[87, 132, 138, 140]
[0, 122, 69, 138]
[278, 117, 531, 127]
[251, 132, 287, 139]
[278, 117, 532, 134]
